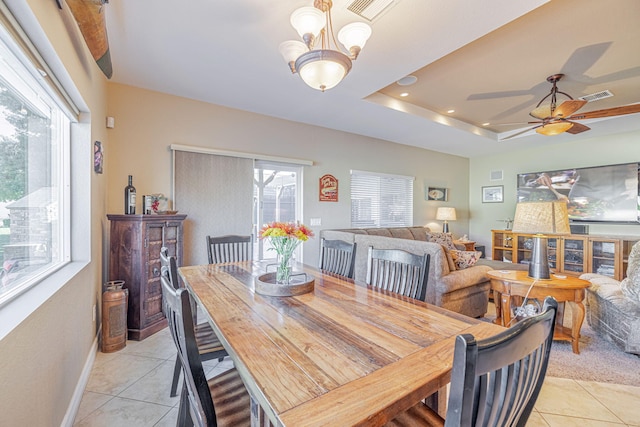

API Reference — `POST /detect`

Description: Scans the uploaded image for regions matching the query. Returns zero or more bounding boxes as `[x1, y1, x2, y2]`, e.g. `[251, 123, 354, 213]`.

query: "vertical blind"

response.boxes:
[350, 170, 414, 228]
[174, 151, 253, 266]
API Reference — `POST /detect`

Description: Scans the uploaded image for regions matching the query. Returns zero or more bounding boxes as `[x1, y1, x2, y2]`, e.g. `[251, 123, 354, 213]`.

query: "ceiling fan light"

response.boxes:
[290, 7, 325, 40]
[338, 22, 372, 58]
[536, 122, 574, 136]
[530, 104, 552, 119]
[295, 49, 352, 91]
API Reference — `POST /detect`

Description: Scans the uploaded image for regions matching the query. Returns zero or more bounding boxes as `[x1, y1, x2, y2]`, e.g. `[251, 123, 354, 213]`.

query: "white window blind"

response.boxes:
[350, 170, 414, 228]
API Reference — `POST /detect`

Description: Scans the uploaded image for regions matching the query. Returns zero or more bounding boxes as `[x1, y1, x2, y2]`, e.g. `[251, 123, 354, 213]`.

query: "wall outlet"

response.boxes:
[310, 217, 321, 226]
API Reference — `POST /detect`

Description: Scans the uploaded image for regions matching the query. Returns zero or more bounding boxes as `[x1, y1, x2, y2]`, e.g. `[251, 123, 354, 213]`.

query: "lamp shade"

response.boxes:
[512, 201, 570, 279]
[338, 22, 372, 54]
[511, 201, 570, 234]
[536, 121, 574, 136]
[436, 207, 457, 221]
[279, 40, 308, 69]
[290, 7, 325, 39]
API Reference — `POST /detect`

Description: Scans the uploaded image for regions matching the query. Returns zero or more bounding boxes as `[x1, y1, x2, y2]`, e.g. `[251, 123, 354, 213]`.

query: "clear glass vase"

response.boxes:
[276, 253, 292, 284]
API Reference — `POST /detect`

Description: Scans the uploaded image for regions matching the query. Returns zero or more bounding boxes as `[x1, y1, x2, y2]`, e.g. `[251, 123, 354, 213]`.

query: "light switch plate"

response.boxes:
[310, 217, 321, 226]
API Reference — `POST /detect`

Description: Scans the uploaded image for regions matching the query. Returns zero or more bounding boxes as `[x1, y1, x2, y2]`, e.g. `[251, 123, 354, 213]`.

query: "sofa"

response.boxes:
[320, 226, 493, 318]
[580, 241, 640, 355]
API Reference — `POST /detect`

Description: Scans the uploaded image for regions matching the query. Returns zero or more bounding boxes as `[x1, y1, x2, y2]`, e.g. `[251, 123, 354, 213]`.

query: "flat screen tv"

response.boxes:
[517, 162, 640, 223]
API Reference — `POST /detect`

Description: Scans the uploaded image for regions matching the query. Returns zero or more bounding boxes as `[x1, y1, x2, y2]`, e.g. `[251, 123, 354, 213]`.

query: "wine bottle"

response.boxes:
[124, 175, 136, 214]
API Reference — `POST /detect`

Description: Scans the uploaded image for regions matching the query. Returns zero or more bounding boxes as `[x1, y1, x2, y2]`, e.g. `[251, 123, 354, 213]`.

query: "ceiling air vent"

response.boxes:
[346, 0, 396, 21]
[579, 90, 613, 103]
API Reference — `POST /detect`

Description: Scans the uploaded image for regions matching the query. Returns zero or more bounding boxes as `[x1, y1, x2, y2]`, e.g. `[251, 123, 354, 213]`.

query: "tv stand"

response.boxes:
[491, 230, 639, 280]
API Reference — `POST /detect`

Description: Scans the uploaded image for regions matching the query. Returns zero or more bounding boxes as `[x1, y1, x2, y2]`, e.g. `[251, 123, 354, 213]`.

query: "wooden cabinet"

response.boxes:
[561, 236, 588, 276]
[491, 230, 638, 280]
[107, 214, 186, 340]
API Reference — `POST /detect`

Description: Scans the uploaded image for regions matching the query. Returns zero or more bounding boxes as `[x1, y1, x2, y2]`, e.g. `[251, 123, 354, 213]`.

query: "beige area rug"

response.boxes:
[483, 302, 640, 387]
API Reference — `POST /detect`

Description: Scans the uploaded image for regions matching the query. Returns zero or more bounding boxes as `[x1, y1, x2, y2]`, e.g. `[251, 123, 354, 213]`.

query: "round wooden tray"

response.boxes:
[255, 272, 315, 297]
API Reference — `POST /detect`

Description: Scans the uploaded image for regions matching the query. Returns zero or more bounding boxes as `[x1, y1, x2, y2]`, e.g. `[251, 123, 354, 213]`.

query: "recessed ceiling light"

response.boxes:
[482, 122, 490, 126]
[399, 92, 409, 97]
[397, 75, 418, 86]
[447, 109, 455, 114]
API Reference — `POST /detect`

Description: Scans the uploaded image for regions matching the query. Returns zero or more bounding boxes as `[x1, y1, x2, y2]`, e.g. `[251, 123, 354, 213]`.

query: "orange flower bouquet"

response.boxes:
[259, 221, 314, 283]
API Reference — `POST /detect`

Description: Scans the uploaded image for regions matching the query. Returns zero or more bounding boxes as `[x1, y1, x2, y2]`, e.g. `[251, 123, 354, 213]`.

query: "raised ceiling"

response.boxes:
[103, 0, 640, 158]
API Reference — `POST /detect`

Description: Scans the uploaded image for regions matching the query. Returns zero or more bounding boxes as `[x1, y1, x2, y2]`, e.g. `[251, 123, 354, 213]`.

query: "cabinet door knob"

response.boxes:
[153, 267, 160, 277]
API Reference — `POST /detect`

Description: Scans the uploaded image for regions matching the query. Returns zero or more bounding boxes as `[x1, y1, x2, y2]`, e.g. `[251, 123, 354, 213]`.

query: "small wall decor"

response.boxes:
[94, 141, 103, 174]
[426, 187, 448, 201]
[319, 174, 338, 202]
[482, 185, 504, 203]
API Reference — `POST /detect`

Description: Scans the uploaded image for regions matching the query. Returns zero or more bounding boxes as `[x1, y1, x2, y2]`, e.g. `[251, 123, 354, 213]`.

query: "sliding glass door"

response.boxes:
[254, 161, 303, 261]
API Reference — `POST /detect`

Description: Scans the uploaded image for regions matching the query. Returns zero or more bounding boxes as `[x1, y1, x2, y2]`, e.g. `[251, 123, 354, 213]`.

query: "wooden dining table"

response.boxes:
[179, 261, 504, 427]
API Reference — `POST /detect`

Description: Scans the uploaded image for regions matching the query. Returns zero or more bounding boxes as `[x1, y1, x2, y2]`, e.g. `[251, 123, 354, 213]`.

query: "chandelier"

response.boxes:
[279, 0, 372, 92]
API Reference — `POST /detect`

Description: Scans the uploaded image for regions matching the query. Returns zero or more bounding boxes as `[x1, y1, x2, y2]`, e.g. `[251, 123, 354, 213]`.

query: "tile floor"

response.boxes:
[74, 329, 640, 427]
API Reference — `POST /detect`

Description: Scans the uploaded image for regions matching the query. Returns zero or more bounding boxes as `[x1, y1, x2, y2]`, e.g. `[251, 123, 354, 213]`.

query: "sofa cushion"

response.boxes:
[426, 232, 456, 250]
[389, 228, 415, 240]
[365, 228, 393, 237]
[450, 250, 483, 270]
[409, 227, 429, 241]
[621, 241, 640, 304]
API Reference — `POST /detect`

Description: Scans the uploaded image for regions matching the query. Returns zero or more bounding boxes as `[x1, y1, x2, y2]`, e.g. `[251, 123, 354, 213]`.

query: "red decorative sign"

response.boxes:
[319, 174, 338, 202]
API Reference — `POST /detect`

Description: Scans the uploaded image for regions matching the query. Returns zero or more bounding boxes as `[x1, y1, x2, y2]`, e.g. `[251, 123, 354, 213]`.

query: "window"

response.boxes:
[0, 21, 71, 306]
[350, 170, 414, 228]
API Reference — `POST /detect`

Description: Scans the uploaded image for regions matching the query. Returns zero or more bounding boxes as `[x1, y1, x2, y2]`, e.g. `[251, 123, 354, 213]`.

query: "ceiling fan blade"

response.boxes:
[568, 104, 640, 120]
[565, 122, 590, 134]
[554, 100, 587, 118]
[500, 125, 543, 141]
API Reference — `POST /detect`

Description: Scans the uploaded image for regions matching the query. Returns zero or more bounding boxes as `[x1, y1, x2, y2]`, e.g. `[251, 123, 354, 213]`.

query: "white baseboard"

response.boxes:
[60, 333, 99, 427]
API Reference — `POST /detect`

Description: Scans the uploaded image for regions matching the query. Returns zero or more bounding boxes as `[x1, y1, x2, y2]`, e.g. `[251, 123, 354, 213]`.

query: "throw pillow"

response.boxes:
[441, 245, 457, 271]
[450, 249, 482, 270]
[621, 241, 640, 304]
[426, 232, 456, 250]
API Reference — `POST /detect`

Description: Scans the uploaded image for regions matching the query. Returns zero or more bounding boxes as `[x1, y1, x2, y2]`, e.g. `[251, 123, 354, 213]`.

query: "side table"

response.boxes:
[487, 270, 590, 354]
[453, 240, 476, 251]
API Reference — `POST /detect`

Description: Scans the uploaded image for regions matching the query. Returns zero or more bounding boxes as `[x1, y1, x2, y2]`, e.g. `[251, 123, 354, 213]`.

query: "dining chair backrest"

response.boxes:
[207, 235, 253, 264]
[445, 296, 558, 427]
[160, 246, 180, 290]
[366, 246, 430, 301]
[319, 238, 357, 279]
[160, 254, 217, 426]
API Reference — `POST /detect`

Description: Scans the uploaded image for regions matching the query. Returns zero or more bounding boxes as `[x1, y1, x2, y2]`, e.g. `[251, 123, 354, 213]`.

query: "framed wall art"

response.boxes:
[482, 185, 504, 203]
[319, 174, 338, 202]
[94, 141, 103, 174]
[426, 187, 448, 201]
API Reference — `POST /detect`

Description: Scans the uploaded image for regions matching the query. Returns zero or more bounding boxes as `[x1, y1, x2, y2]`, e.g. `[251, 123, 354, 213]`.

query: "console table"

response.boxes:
[487, 269, 590, 354]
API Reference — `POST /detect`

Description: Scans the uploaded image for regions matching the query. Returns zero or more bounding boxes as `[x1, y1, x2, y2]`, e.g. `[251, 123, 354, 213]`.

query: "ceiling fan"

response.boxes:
[501, 74, 640, 140]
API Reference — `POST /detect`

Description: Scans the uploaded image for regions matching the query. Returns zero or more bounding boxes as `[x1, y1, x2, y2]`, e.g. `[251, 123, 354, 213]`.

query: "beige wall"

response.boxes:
[106, 83, 471, 264]
[469, 130, 640, 254]
[0, 0, 108, 425]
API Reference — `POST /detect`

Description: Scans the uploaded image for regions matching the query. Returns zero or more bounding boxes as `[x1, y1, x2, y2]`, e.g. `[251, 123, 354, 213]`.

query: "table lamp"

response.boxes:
[511, 201, 570, 279]
[436, 207, 457, 233]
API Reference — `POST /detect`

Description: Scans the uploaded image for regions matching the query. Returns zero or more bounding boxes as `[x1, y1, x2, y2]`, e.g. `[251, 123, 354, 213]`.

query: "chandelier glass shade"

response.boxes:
[279, 0, 371, 91]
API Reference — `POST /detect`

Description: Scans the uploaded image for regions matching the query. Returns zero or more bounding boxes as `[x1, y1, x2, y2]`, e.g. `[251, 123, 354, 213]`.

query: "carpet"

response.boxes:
[483, 303, 640, 386]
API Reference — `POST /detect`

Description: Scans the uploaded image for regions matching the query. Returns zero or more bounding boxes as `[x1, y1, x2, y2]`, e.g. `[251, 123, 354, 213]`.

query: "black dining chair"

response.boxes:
[366, 246, 430, 301]
[206, 235, 253, 264]
[385, 296, 559, 427]
[160, 254, 251, 426]
[161, 247, 229, 398]
[319, 238, 357, 279]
